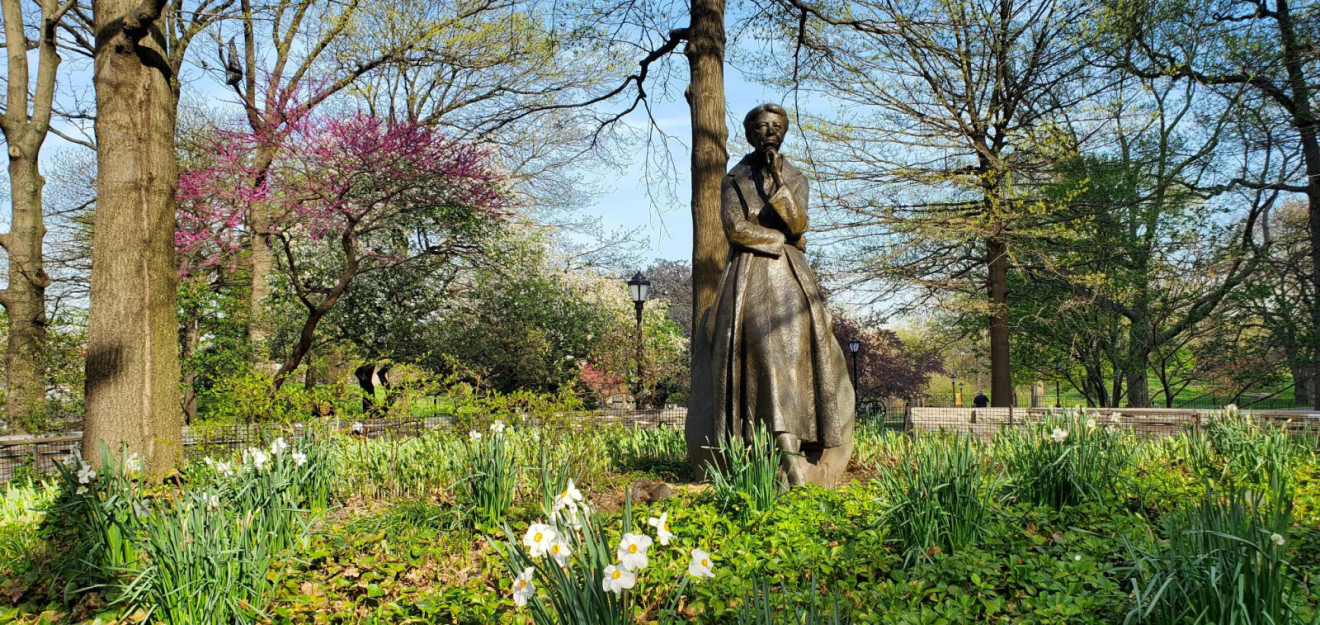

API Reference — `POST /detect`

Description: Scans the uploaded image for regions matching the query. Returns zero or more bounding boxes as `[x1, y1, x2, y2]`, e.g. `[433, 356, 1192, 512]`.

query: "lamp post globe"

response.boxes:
[626, 271, 650, 409]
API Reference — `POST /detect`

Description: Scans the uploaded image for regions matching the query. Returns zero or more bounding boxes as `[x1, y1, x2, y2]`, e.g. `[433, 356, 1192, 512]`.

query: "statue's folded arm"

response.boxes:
[722, 177, 785, 257]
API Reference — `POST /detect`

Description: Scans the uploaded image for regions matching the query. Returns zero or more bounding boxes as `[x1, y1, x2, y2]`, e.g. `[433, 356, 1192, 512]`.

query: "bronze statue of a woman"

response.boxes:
[688, 104, 855, 487]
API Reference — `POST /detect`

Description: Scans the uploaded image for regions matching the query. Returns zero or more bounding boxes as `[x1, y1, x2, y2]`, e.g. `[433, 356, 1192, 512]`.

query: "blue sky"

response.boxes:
[578, 70, 798, 263]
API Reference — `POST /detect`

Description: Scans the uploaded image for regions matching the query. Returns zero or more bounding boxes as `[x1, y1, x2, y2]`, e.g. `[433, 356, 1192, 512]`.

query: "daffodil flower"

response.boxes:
[124, 453, 143, 474]
[648, 512, 675, 546]
[1050, 428, 1069, 443]
[524, 523, 556, 558]
[1085, 418, 1097, 431]
[76, 465, 96, 485]
[246, 447, 270, 470]
[1271, 533, 1285, 546]
[688, 549, 714, 578]
[490, 420, 506, 435]
[206, 493, 221, 510]
[469, 430, 483, 442]
[270, 437, 289, 455]
[548, 539, 571, 566]
[292, 451, 308, 466]
[554, 479, 584, 512]
[602, 563, 636, 594]
[512, 567, 535, 607]
[617, 533, 652, 570]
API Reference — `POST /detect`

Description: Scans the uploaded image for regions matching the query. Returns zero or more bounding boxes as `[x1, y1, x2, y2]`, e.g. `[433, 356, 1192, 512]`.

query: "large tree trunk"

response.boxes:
[685, 0, 729, 328]
[2, 157, 49, 431]
[987, 236, 1012, 406]
[179, 310, 199, 425]
[84, 0, 182, 477]
[1271, 0, 1320, 410]
[1291, 362, 1313, 406]
[247, 144, 278, 359]
[2, 0, 60, 432]
[1125, 315, 1152, 407]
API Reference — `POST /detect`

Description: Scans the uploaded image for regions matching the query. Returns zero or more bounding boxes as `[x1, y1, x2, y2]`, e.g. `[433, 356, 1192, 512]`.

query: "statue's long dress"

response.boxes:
[688, 154, 854, 486]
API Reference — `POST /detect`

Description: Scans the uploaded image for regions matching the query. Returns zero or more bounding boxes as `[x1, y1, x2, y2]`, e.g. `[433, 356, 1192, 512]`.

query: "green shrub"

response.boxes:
[876, 434, 994, 563]
[461, 421, 518, 528]
[1188, 406, 1311, 486]
[1125, 475, 1303, 625]
[48, 445, 148, 590]
[123, 491, 279, 624]
[705, 425, 784, 518]
[603, 426, 686, 473]
[500, 491, 709, 625]
[200, 371, 348, 424]
[997, 408, 1130, 509]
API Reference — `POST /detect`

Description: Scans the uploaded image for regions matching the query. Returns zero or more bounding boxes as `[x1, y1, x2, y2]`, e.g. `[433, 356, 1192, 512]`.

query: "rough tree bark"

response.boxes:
[83, 0, 181, 476]
[986, 236, 1012, 406]
[685, 0, 729, 327]
[0, 0, 65, 431]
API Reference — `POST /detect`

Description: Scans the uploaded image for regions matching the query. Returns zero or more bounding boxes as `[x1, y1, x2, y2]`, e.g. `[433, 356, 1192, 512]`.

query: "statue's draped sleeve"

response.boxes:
[767, 172, 808, 250]
[721, 174, 785, 257]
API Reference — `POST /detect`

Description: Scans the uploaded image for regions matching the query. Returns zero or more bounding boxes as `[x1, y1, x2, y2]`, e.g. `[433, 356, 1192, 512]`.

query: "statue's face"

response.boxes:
[747, 111, 788, 151]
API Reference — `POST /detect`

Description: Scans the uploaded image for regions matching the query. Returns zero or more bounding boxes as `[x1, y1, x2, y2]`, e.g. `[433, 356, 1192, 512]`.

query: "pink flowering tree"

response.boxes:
[178, 114, 507, 388]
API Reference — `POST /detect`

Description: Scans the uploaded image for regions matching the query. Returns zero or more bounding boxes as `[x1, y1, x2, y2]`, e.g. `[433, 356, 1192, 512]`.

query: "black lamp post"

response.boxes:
[951, 375, 958, 407]
[847, 337, 860, 411]
[627, 271, 651, 408]
[1055, 380, 1061, 408]
[959, 382, 964, 407]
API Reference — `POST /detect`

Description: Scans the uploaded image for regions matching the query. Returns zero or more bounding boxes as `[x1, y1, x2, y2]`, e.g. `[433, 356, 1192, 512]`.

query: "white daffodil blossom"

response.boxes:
[602, 564, 636, 594]
[206, 493, 221, 510]
[553, 479, 584, 512]
[1225, 404, 1240, 417]
[75, 486, 87, 496]
[524, 523, 557, 558]
[291, 451, 308, 466]
[512, 567, 535, 607]
[1271, 533, 1286, 546]
[1050, 428, 1069, 443]
[688, 549, 714, 578]
[551, 504, 586, 530]
[76, 464, 97, 485]
[469, 430, 483, 442]
[548, 539, 571, 566]
[490, 420, 506, 435]
[1074, 555, 1082, 561]
[1085, 418, 1097, 431]
[124, 453, 143, 474]
[648, 512, 675, 546]
[246, 447, 270, 470]
[617, 533, 653, 571]
[270, 437, 289, 455]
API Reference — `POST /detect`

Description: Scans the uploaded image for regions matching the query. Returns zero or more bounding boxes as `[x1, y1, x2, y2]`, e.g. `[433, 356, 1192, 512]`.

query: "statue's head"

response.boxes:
[743, 103, 790, 152]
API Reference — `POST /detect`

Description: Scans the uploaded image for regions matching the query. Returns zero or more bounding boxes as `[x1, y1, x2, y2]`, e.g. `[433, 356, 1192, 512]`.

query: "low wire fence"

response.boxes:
[0, 405, 689, 483]
[904, 406, 1320, 441]
[5, 403, 1317, 482]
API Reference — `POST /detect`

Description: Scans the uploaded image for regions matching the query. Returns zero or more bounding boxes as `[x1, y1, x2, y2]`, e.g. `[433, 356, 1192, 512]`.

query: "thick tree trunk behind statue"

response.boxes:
[685, 0, 729, 328]
[84, 0, 181, 477]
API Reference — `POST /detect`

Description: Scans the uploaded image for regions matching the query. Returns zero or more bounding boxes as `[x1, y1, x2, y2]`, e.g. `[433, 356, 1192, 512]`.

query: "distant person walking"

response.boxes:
[973, 391, 989, 408]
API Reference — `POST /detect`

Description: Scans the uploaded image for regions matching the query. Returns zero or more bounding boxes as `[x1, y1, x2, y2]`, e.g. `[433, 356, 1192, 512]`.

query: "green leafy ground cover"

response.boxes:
[0, 409, 1317, 624]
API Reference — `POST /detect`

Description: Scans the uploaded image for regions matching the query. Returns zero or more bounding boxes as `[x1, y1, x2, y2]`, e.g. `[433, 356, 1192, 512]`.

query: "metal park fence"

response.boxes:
[5, 403, 1317, 482]
[0, 405, 690, 483]
[904, 406, 1320, 441]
